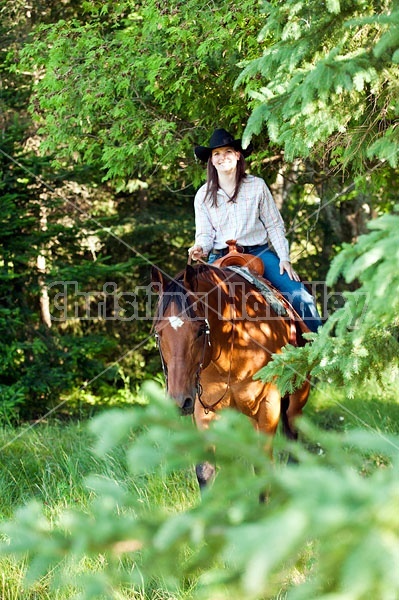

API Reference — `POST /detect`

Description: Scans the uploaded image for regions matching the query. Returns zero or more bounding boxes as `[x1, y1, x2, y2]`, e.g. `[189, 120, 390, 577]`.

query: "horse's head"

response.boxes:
[152, 265, 212, 415]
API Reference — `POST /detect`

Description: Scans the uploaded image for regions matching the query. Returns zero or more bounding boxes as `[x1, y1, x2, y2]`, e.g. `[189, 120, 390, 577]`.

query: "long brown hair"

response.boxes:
[204, 152, 247, 207]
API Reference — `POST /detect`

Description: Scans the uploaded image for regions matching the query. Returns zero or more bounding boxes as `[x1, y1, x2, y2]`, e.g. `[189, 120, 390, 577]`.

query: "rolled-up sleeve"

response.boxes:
[194, 188, 215, 254]
[259, 183, 290, 262]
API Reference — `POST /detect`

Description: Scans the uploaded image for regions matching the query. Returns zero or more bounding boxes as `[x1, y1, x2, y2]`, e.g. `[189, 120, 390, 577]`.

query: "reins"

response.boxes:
[155, 315, 211, 394]
[155, 259, 237, 414]
[186, 257, 238, 413]
[196, 278, 236, 414]
[154, 330, 169, 389]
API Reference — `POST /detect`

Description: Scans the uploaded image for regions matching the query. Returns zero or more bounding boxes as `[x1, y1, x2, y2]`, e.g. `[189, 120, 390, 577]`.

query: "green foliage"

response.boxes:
[15, 0, 399, 277]
[20, 0, 264, 186]
[0, 382, 398, 599]
[239, 0, 399, 170]
[0, 139, 193, 421]
[3, 0, 399, 425]
[258, 208, 399, 396]
[0, 145, 149, 420]
[1, 0, 199, 420]
[307, 376, 399, 434]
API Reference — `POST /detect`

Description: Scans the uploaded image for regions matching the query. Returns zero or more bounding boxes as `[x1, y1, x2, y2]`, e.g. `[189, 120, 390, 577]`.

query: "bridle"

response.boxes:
[154, 275, 236, 415]
[154, 328, 169, 390]
[154, 316, 211, 396]
[196, 315, 236, 414]
[193, 318, 212, 409]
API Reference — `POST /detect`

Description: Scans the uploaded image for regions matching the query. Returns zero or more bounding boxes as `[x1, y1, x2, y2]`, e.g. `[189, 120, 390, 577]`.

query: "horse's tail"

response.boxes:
[280, 394, 298, 440]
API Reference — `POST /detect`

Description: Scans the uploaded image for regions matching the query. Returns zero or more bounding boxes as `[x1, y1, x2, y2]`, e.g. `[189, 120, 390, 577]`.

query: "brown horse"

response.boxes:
[151, 262, 310, 488]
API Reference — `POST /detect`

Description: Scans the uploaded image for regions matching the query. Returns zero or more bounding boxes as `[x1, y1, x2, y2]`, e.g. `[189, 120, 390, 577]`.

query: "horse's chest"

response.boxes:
[202, 362, 266, 413]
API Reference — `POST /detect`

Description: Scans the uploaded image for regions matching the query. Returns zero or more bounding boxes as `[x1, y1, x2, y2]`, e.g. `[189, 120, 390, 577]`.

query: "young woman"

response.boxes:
[188, 128, 322, 332]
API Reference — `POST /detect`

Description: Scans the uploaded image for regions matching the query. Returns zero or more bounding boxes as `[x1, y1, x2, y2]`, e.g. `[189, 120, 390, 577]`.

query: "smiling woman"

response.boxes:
[188, 128, 322, 333]
[210, 147, 241, 194]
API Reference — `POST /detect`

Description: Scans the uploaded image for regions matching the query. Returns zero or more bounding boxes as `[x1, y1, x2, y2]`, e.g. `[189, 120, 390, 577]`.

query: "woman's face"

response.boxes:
[211, 146, 241, 175]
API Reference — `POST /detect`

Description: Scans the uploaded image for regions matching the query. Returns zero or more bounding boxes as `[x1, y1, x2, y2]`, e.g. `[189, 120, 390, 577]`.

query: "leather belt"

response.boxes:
[211, 244, 264, 256]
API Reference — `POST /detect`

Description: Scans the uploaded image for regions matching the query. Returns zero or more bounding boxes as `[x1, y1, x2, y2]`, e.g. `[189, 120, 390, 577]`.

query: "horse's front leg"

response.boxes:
[284, 379, 311, 440]
[193, 401, 219, 492]
[195, 461, 216, 490]
[254, 384, 282, 449]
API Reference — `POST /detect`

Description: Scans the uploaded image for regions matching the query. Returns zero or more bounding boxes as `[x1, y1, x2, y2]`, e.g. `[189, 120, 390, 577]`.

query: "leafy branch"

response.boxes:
[258, 209, 399, 396]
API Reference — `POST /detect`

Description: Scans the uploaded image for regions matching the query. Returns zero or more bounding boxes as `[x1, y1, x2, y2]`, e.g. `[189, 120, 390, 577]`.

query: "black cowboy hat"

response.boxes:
[194, 128, 253, 162]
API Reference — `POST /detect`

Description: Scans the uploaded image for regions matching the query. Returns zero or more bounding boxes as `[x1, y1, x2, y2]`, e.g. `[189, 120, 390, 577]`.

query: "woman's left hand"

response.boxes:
[280, 260, 300, 282]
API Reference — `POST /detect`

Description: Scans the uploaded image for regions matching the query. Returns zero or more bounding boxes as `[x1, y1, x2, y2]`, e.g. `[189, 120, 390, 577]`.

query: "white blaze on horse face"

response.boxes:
[168, 316, 185, 330]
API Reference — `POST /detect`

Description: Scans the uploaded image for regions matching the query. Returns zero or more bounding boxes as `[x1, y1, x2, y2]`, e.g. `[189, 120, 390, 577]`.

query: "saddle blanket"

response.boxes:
[226, 266, 288, 317]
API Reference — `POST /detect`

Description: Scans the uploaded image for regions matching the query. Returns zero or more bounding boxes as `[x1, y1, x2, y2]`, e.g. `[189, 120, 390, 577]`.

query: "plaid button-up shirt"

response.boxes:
[194, 175, 290, 262]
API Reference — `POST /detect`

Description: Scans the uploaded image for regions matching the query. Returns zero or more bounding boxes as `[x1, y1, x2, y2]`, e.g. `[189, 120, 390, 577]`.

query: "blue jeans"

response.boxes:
[209, 245, 322, 333]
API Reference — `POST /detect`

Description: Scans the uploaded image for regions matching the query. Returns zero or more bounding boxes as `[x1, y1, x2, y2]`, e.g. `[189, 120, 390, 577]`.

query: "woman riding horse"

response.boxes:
[188, 128, 322, 333]
[152, 262, 311, 489]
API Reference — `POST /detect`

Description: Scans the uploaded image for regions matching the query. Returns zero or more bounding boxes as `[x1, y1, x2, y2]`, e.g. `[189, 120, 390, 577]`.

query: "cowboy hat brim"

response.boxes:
[194, 140, 253, 162]
[194, 128, 253, 162]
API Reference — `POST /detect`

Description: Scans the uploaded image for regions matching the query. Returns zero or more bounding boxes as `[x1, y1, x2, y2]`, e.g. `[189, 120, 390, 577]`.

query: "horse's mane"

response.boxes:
[154, 264, 230, 323]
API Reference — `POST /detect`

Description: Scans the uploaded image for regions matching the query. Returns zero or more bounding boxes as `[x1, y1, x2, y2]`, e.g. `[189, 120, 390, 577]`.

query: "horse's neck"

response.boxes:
[200, 276, 237, 341]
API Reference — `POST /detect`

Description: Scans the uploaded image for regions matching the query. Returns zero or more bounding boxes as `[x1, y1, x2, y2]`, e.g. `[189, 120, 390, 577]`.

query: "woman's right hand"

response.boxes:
[188, 245, 205, 261]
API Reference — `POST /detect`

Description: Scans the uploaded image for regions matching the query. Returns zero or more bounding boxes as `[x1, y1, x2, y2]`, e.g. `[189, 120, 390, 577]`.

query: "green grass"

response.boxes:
[0, 379, 398, 599]
[308, 378, 399, 435]
[0, 420, 199, 599]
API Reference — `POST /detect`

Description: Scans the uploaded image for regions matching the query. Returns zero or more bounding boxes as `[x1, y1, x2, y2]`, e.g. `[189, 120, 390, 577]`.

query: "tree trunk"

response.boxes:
[38, 204, 52, 328]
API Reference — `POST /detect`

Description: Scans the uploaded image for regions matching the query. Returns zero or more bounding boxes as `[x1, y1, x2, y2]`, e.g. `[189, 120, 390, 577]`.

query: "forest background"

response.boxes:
[2, 0, 399, 420]
[1, 1, 399, 599]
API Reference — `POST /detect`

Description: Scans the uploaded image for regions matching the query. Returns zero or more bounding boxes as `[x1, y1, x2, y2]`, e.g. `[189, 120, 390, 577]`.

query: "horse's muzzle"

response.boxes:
[179, 396, 195, 416]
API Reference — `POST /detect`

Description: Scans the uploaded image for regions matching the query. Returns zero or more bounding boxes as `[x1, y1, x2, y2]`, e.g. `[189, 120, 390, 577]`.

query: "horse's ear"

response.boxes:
[151, 266, 165, 293]
[184, 264, 198, 292]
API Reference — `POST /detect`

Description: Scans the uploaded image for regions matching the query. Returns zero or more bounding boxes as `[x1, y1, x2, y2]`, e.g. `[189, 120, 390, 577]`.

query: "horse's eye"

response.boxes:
[197, 327, 205, 338]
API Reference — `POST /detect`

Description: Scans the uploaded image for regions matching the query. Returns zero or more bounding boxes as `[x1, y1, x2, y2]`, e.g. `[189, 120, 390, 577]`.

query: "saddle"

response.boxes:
[212, 240, 264, 275]
[212, 240, 310, 346]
